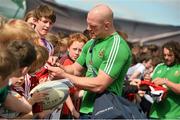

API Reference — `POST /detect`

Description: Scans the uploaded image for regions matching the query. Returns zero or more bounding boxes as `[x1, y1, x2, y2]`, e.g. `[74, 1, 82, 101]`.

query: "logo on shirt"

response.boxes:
[98, 49, 104, 58]
[174, 70, 180, 77]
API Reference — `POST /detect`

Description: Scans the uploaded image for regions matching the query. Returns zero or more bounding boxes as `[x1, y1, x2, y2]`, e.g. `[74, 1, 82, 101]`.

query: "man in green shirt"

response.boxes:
[47, 4, 131, 118]
[150, 41, 180, 119]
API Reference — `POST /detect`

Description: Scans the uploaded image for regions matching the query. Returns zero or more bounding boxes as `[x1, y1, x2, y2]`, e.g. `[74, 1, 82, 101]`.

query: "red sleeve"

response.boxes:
[63, 59, 74, 66]
[30, 76, 39, 90]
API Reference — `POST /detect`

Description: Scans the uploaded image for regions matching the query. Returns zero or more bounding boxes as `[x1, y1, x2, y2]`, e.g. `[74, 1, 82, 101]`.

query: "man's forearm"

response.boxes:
[63, 65, 76, 75]
[164, 80, 180, 94]
[63, 63, 84, 76]
[61, 72, 102, 93]
[61, 70, 113, 93]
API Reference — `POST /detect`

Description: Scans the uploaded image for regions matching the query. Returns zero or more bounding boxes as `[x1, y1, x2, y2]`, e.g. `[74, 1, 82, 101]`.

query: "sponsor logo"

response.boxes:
[98, 49, 104, 58]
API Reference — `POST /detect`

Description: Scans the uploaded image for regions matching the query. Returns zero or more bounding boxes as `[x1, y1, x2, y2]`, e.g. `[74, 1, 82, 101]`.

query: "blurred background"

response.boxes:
[1, 0, 180, 45]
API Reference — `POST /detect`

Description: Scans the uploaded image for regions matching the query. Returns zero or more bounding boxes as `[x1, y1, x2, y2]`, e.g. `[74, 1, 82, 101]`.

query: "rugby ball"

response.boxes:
[30, 79, 69, 110]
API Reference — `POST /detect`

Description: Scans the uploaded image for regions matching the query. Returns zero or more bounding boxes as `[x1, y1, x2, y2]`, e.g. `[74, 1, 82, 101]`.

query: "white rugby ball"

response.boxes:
[30, 80, 69, 110]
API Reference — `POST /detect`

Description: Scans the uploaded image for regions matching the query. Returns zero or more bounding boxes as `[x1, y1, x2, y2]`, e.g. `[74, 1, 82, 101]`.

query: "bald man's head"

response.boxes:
[87, 4, 115, 39]
[88, 4, 113, 23]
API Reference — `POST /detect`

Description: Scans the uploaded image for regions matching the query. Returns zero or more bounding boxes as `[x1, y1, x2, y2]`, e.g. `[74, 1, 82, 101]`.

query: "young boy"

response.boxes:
[34, 4, 56, 56]
[0, 44, 32, 118]
[0, 46, 19, 104]
[0, 40, 37, 118]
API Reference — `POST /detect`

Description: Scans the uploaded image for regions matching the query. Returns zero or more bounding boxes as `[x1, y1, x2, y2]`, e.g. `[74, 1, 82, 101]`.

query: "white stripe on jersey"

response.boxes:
[104, 35, 121, 74]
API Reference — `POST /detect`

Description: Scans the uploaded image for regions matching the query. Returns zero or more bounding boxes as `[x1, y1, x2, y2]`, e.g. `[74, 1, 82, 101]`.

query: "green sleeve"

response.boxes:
[100, 38, 131, 79]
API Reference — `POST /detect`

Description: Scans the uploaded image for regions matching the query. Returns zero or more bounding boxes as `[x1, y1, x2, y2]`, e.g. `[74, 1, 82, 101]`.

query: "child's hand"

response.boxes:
[71, 108, 80, 119]
[29, 91, 48, 105]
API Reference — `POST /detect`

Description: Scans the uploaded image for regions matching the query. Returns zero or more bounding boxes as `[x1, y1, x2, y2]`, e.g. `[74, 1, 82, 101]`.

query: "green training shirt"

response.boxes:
[150, 63, 180, 119]
[76, 32, 132, 114]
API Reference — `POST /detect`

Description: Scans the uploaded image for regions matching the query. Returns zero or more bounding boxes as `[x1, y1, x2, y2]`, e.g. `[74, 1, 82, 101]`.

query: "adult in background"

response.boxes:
[47, 4, 132, 118]
[150, 41, 180, 119]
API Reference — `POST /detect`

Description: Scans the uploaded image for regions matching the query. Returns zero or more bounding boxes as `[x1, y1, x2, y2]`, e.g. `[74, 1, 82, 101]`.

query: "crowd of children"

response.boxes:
[0, 4, 180, 119]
